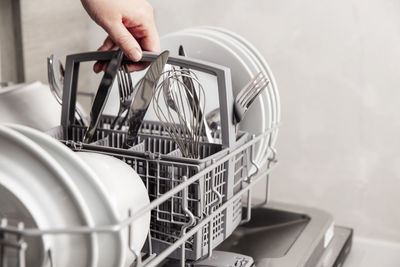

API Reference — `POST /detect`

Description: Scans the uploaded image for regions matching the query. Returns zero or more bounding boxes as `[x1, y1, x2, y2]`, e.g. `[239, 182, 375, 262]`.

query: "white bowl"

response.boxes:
[76, 152, 151, 263]
[0, 82, 61, 131]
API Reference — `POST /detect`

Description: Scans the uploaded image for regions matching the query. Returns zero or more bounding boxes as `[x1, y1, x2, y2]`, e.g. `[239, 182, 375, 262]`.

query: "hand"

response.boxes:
[81, 0, 160, 72]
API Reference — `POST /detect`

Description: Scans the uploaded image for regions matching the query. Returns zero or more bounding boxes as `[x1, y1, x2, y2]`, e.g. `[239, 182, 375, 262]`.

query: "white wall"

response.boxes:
[146, 0, 400, 242]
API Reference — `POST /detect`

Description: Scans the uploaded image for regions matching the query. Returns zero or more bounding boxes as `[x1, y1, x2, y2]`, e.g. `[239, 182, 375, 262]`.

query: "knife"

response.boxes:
[125, 50, 169, 147]
[83, 50, 124, 143]
[178, 45, 213, 142]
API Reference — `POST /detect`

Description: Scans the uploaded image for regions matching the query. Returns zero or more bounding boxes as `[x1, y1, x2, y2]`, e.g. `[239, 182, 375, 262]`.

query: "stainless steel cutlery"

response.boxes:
[233, 71, 269, 123]
[125, 50, 169, 147]
[178, 45, 213, 142]
[83, 50, 124, 143]
[110, 64, 137, 129]
[153, 67, 206, 158]
[206, 72, 269, 132]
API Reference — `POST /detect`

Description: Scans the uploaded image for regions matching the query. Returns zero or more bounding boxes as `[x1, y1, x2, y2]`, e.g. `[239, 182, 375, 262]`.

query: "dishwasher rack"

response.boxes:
[0, 51, 279, 266]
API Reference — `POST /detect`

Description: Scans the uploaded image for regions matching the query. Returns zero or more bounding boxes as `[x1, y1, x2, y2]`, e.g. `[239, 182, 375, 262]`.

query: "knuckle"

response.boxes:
[115, 34, 131, 47]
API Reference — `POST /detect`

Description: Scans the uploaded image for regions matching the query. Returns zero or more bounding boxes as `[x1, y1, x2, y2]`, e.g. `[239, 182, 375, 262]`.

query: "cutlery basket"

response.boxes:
[58, 51, 255, 260]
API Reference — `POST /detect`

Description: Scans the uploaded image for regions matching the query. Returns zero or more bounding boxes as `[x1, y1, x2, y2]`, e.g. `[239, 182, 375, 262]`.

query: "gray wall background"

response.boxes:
[3, 0, 399, 243]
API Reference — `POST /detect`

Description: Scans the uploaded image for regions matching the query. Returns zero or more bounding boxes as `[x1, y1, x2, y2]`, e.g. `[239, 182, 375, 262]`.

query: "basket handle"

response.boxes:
[61, 51, 236, 148]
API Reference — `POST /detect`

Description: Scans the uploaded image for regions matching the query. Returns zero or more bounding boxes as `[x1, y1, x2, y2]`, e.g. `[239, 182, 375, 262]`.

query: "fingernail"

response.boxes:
[130, 49, 142, 62]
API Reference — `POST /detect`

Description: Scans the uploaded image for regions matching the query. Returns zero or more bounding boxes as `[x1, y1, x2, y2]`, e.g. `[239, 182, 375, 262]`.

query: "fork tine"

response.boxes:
[121, 68, 129, 100]
[123, 65, 134, 99]
[236, 72, 263, 100]
[120, 65, 129, 99]
[240, 75, 268, 105]
[124, 65, 131, 95]
[123, 65, 132, 90]
[238, 73, 266, 105]
[116, 68, 125, 100]
[245, 79, 269, 108]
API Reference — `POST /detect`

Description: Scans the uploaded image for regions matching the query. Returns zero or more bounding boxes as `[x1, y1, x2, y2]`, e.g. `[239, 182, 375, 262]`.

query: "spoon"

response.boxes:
[47, 55, 88, 126]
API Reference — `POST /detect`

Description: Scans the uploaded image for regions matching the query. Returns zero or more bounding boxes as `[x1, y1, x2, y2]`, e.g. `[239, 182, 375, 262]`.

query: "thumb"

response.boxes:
[106, 22, 143, 62]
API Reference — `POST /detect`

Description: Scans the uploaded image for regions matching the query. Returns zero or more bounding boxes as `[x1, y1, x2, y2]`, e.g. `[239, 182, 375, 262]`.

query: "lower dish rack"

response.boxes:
[0, 121, 277, 267]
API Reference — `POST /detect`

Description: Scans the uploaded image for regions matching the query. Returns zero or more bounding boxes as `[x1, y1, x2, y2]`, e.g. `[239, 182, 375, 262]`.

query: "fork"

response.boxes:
[233, 72, 269, 123]
[110, 64, 136, 129]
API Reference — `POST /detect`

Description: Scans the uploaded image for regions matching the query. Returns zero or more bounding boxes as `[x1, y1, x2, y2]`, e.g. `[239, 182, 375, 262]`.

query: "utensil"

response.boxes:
[47, 55, 88, 126]
[84, 50, 124, 143]
[160, 31, 270, 165]
[205, 72, 268, 131]
[205, 107, 221, 132]
[126, 50, 169, 147]
[110, 64, 136, 129]
[178, 45, 213, 142]
[47, 54, 65, 104]
[161, 65, 193, 134]
[153, 68, 207, 158]
[234, 72, 269, 123]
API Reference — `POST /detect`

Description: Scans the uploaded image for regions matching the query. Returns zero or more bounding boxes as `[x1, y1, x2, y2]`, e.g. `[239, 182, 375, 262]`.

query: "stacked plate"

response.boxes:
[159, 26, 280, 169]
[0, 124, 150, 267]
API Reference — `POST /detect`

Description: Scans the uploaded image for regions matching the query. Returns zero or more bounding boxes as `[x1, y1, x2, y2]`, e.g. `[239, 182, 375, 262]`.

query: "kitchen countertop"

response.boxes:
[344, 237, 400, 267]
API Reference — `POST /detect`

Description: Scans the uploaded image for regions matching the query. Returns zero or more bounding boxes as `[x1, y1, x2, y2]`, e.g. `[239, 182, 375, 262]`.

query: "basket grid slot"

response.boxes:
[232, 198, 242, 222]
[202, 211, 225, 247]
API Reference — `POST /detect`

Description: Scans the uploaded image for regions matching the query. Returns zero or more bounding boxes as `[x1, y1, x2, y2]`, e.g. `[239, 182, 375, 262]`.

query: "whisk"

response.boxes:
[153, 67, 206, 159]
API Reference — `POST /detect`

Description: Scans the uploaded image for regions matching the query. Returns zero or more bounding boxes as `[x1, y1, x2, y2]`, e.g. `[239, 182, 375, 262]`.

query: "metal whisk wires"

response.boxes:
[153, 67, 206, 159]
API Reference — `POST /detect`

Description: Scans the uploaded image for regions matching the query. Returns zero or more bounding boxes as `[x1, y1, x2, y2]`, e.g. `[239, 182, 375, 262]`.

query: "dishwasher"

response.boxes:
[0, 51, 352, 267]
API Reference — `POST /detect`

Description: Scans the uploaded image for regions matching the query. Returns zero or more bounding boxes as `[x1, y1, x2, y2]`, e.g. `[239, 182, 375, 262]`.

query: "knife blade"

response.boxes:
[125, 50, 169, 147]
[83, 50, 124, 143]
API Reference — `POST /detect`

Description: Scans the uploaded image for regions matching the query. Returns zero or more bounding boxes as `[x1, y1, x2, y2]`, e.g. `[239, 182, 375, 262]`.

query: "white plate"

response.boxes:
[206, 27, 281, 123]
[0, 184, 45, 267]
[76, 152, 150, 254]
[6, 124, 126, 267]
[0, 125, 95, 267]
[204, 27, 280, 165]
[0, 82, 61, 131]
[181, 27, 274, 166]
[160, 31, 267, 162]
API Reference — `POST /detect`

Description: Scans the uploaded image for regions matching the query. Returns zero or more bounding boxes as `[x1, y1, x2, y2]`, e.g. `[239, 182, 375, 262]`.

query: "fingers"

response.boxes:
[93, 37, 119, 73]
[90, 0, 160, 73]
[128, 23, 160, 52]
[125, 62, 151, 72]
[106, 22, 143, 62]
[98, 36, 115, 51]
